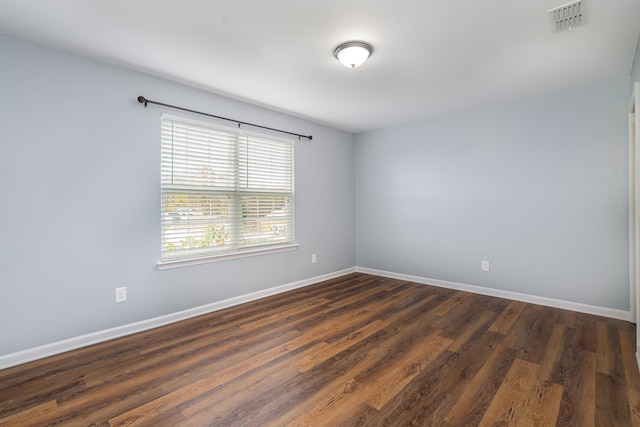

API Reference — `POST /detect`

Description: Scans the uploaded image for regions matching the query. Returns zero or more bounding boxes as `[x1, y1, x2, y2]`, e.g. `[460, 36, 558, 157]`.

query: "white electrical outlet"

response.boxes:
[481, 260, 490, 272]
[311, 253, 317, 264]
[115, 287, 127, 303]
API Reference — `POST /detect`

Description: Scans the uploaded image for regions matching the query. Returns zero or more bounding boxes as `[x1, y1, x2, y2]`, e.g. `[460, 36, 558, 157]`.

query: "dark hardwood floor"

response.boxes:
[1, 273, 639, 426]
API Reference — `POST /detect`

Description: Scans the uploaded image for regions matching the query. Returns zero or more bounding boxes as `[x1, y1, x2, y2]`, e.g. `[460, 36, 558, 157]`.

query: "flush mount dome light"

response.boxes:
[334, 41, 373, 69]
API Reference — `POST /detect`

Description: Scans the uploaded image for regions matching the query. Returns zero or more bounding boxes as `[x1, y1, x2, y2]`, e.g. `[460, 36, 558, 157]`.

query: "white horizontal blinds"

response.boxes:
[239, 135, 293, 191]
[238, 135, 294, 247]
[240, 194, 293, 246]
[161, 116, 294, 261]
[161, 118, 237, 260]
[161, 191, 233, 258]
[161, 120, 236, 189]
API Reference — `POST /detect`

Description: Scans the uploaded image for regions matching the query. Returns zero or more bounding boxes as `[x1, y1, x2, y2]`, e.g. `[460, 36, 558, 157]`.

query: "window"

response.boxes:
[160, 115, 295, 264]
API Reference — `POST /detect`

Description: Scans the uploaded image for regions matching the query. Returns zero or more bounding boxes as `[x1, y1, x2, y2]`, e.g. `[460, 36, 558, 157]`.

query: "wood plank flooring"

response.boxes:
[1, 272, 639, 426]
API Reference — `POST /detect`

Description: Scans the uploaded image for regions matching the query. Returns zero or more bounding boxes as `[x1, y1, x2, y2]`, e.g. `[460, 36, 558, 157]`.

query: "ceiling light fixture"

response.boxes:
[334, 41, 373, 69]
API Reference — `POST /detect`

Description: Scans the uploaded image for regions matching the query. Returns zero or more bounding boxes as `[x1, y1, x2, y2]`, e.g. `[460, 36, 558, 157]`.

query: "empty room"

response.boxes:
[1, 0, 640, 425]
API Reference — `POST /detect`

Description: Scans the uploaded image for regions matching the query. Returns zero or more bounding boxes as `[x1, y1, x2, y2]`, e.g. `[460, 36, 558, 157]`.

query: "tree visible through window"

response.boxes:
[160, 115, 294, 262]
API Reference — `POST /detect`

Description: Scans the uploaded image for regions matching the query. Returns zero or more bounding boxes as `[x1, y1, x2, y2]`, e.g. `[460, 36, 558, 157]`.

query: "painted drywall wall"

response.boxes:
[0, 35, 355, 356]
[631, 33, 640, 87]
[355, 79, 630, 310]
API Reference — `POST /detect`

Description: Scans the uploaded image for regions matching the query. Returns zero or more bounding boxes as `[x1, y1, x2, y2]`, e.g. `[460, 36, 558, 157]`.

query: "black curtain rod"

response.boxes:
[137, 96, 312, 141]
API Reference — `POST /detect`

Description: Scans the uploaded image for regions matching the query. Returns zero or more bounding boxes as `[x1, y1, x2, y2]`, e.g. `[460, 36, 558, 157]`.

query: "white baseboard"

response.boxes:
[0, 267, 356, 371]
[356, 266, 631, 321]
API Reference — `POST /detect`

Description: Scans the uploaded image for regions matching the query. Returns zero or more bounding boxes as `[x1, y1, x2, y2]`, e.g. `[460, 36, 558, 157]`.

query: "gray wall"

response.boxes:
[355, 79, 630, 310]
[631, 33, 640, 87]
[0, 35, 355, 356]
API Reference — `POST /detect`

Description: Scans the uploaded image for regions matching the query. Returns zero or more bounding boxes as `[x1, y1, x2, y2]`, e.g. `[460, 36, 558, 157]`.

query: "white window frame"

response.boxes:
[157, 114, 297, 270]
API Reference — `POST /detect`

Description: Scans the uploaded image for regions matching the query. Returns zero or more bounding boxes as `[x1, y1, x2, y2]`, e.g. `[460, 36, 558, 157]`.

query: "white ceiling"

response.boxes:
[0, 0, 639, 133]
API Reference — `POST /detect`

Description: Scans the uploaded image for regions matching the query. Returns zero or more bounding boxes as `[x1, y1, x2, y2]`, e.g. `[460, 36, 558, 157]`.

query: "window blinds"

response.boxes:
[160, 116, 294, 261]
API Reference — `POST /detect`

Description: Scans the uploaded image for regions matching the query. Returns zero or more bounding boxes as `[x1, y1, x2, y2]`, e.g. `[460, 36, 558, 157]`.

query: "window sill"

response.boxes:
[157, 243, 300, 270]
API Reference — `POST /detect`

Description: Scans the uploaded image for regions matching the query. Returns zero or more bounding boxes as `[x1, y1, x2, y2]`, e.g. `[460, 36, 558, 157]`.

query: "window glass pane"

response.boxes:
[240, 194, 292, 246]
[161, 191, 232, 256]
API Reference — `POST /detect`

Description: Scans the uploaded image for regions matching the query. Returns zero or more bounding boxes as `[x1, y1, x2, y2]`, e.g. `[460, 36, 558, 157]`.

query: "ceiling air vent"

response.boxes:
[548, 0, 587, 33]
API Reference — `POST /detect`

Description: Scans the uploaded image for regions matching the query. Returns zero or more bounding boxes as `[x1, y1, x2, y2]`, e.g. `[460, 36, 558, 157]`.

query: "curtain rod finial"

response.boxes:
[308, 135, 313, 141]
[137, 96, 147, 106]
